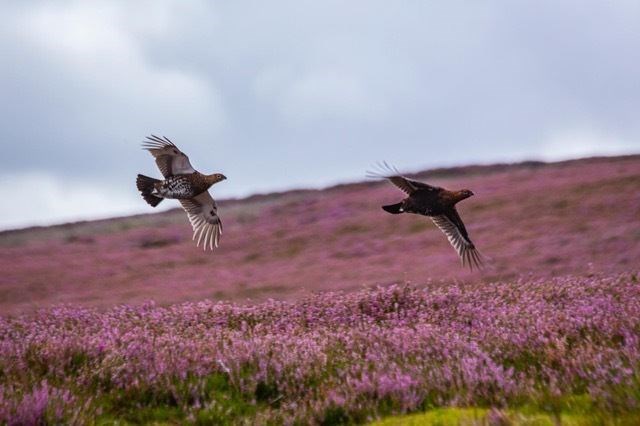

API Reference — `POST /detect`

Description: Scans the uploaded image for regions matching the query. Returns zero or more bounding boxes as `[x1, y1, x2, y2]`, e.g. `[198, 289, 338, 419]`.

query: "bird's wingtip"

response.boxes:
[366, 161, 401, 180]
[461, 248, 487, 271]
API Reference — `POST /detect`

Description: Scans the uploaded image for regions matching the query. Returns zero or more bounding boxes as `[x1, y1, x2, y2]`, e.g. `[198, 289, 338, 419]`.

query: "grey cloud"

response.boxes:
[1, 0, 639, 228]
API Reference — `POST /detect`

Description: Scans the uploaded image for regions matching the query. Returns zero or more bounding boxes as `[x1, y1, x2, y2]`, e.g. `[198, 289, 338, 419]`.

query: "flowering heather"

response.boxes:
[1, 273, 639, 424]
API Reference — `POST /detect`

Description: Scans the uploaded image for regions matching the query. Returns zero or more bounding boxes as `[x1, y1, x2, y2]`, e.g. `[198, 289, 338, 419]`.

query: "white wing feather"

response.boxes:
[179, 191, 223, 251]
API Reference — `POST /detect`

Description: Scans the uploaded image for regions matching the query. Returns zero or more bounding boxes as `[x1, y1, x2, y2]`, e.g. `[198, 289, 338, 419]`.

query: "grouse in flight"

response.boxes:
[368, 163, 483, 269]
[136, 135, 226, 250]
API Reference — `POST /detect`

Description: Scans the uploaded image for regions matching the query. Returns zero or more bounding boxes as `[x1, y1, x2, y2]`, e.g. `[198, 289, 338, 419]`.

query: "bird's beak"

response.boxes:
[221, 175, 227, 180]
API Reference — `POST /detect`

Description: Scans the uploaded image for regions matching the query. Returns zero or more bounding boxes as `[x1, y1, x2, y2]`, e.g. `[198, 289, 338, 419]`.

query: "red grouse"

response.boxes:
[368, 163, 483, 269]
[136, 135, 226, 250]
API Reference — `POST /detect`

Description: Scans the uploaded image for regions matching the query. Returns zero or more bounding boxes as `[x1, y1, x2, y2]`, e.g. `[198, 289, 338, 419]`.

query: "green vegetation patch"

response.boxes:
[371, 406, 640, 426]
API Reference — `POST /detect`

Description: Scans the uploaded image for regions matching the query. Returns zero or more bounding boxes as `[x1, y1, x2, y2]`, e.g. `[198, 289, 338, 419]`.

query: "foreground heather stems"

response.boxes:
[1, 273, 639, 424]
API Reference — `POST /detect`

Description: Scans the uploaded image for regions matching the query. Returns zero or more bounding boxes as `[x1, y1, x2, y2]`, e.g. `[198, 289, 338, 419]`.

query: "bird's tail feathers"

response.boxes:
[382, 202, 404, 214]
[136, 174, 163, 207]
[142, 193, 163, 207]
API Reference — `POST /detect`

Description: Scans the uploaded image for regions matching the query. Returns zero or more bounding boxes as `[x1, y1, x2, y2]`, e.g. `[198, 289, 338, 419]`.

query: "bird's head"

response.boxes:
[459, 189, 474, 200]
[207, 173, 227, 185]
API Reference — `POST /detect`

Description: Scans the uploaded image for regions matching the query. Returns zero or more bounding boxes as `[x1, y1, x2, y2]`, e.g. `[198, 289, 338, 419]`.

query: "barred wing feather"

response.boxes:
[431, 213, 483, 270]
[141, 135, 196, 178]
[366, 161, 439, 195]
[179, 191, 222, 251]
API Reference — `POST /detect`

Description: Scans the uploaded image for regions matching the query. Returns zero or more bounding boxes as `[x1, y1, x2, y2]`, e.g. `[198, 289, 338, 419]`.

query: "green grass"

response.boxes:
[371, 408, 640, 426]
[371, 398, 640, 426]
[93, 373, 260, 425]
[372, 408, 488, 426]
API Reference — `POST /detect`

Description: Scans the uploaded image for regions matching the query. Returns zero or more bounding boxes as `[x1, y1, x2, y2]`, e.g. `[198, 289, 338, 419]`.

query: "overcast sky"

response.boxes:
[1, 1, 639, 229]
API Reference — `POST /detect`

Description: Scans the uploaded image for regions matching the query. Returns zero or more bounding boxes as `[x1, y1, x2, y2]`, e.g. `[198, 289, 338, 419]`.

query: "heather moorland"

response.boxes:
[2, 155, 639, 314]
[1, 155, 639, 424]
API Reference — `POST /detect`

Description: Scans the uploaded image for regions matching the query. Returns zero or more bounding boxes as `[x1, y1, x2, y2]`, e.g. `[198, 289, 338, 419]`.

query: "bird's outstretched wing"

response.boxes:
[142, 135, 196, 178]
[179, 191, 223, 251]
[366, 161, 440, 195]
[431, 208, 483, 270]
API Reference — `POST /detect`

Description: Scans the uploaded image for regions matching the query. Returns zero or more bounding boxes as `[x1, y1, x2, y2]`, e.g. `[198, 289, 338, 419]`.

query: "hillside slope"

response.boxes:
[1, 155, 639, 314]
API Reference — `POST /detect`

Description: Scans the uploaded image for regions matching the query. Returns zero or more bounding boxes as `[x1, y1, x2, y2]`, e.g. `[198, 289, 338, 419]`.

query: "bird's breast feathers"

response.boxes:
[154, 175, 204, 199]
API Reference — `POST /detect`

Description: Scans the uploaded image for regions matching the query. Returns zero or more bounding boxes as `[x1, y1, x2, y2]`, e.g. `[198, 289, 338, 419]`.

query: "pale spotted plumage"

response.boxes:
[138, 135, 225, 251]
[154, 176, 199, 199]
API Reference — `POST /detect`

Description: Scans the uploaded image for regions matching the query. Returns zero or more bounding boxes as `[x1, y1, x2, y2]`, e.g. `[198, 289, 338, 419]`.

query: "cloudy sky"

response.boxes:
[1, 1, 639, 229]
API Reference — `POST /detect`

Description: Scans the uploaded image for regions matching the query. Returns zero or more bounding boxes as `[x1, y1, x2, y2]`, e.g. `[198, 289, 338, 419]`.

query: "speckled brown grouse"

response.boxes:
[368, 162, 483, 269]
[136, 135, 226, 251]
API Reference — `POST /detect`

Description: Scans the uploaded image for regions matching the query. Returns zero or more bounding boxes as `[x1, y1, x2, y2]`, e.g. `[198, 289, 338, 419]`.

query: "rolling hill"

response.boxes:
[1, 154, 639, 315]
